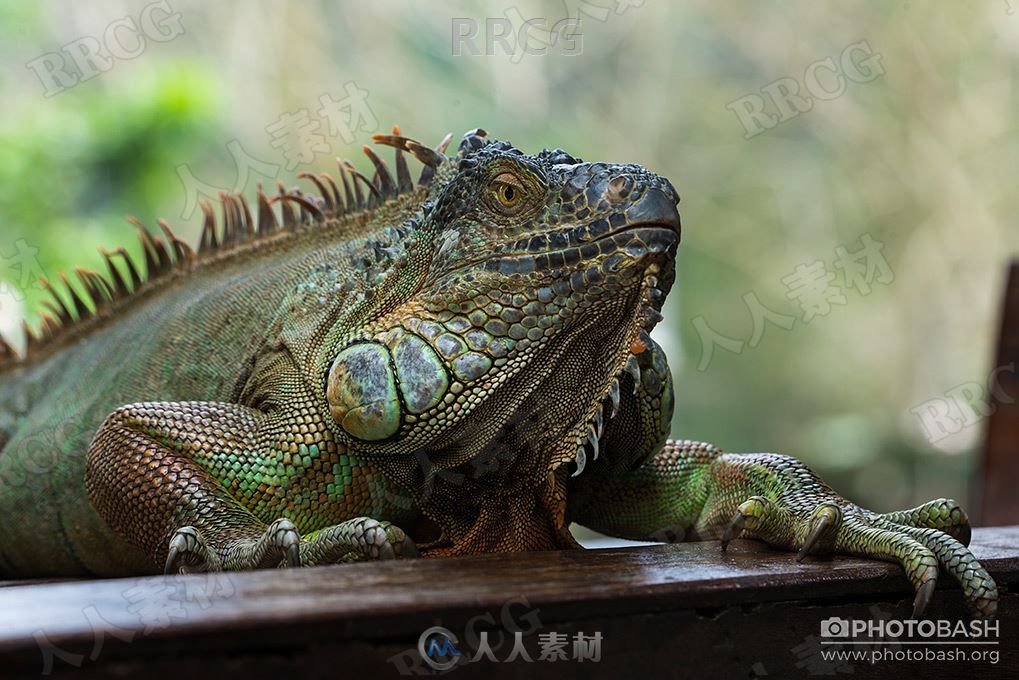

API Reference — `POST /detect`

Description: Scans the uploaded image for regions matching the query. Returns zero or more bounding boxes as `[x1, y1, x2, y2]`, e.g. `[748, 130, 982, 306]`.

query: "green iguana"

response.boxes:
[0, 127, 997, 620]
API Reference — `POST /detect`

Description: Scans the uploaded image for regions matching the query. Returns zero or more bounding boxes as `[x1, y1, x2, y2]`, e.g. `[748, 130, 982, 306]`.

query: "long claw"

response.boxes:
[163, 547, 180, 575]
[796, 516, 829, 562]
[796, 504, 841, 562]
[164, 526, 210, 573]
[720, 511, 746, 551]
[956, 523, 972, 548]
[378, 540, 396, 560]
[912, 578, 937, 619]
[287, 541, 300, 568]
[400, 537, 420, 558]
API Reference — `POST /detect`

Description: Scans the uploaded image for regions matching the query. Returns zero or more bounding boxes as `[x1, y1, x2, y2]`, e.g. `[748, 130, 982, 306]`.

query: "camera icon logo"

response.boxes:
[820, 617, 850, 638]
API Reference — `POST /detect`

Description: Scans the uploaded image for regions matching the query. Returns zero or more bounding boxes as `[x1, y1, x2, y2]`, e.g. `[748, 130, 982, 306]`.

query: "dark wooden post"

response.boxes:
[977, 262, 1019, 525]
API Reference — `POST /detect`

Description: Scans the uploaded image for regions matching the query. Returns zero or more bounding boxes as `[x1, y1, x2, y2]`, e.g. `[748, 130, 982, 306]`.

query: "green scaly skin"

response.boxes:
[0, 128, 996, 620]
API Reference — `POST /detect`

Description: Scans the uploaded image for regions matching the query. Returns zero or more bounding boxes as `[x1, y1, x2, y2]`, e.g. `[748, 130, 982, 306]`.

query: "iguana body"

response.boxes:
[0, 128, 997, 619]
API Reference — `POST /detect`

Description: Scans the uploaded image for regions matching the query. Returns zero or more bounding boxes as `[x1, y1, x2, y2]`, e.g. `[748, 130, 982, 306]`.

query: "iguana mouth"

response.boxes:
[479, 199, 679, 279]
[588, 224, 678, 254]
[482, 223, 677, 272]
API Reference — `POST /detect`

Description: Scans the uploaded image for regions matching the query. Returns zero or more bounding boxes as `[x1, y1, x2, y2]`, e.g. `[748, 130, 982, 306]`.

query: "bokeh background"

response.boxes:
[0, 0, 1016, 516]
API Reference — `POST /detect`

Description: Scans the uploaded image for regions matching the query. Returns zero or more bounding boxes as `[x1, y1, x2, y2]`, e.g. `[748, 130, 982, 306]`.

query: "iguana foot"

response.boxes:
[163, 517, 416, 573]
[300, 517, 418, 565]
[165, 517, 300, 573]
[720, 494, 997, 619]
[164, 526, 214, 574]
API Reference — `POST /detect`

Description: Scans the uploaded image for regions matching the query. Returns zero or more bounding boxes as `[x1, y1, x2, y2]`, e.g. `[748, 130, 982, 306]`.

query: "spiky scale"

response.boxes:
[624, 355, 641, 386]
[0, 336, 13, 361]
[371, 132, 444, 175]
[235, 193, 255, 238]
[0, 127, 453, 375]
[158, 219, 194, 264]
[644, 307, 663, 325]
[322, 173, 345, 213]
[219, 193, 240, 244]
[299, 172, 335, 213]
[608, 378, 621, 418]
[40, 278, 73, 324]
[58, 272, 90, 320]
[114, 246, 143, 290]
[39, 312, 61, 338]
[99, 249, 130, 298]
[280, 191, 325, 223]
[418, 132, 453, 185]
[21, 320, 40, 354]
[390, 125, 413, 194]
[345, 160, 383, 204]
[75, 268, 109, 310]
[256, 185, 277, 235]
[572, 445, 587, 477]
[200, 201, 220, 251]
[336, 159, 358, 211]
[277, 181, 296, 228]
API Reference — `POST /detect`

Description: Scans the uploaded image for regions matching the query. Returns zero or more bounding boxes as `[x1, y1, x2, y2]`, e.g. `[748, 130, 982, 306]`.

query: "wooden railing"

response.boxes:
[0, 527, 1015, 678]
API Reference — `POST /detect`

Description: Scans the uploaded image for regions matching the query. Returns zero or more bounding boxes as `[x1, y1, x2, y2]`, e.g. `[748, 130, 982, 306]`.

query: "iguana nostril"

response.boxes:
[663, 179, 680, 205]
[606, 175, 633, 204]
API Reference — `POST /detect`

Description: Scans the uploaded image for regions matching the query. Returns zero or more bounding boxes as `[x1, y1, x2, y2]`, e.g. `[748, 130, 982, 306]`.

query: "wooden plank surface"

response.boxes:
[0, 527, 1016, 678]
[979, 262, 1019, 525]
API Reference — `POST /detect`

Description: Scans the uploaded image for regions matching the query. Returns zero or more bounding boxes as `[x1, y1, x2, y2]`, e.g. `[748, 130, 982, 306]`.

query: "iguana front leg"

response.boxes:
[569, 338, 998, 619]
[572, 439, 998, 619]
[85, 401, 416, 573]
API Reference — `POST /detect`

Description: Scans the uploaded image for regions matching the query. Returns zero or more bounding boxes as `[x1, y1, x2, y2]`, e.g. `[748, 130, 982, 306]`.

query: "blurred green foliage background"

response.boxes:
[0, 1, 1016, 515]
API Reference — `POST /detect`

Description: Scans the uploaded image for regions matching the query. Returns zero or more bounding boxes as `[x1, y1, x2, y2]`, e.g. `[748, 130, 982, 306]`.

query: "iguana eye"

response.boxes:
[489, 172, 526, 213]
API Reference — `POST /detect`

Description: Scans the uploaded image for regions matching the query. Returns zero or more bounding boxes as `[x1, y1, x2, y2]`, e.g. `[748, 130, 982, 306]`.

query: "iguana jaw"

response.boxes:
[543, 185, 679, 478]
[560, 258, 671, 478]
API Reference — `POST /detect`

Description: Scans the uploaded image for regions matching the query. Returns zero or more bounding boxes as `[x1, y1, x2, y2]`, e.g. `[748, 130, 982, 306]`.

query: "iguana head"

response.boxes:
[324, 129, 679, 489]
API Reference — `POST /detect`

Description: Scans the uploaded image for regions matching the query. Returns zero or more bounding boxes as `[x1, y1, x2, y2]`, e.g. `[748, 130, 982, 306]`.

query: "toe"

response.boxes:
[164, 526, 212, 574]
[720, 496, 773, 551]
[796, 503, 842, 562]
